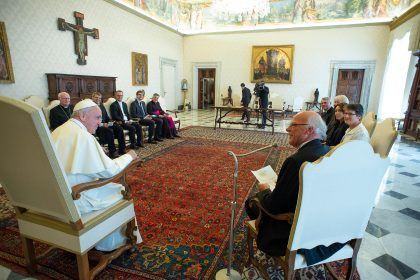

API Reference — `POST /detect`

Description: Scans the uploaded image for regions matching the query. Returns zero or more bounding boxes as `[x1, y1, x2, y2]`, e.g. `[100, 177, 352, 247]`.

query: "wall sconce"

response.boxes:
[181, 79, 188, 91]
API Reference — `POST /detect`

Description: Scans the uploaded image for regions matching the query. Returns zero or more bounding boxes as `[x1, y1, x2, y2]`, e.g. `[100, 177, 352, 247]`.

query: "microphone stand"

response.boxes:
[215, 143, 278, 280]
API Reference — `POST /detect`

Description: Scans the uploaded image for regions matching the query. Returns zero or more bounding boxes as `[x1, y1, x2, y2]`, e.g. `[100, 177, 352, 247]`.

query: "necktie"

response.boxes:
[139, 101, 145, 116]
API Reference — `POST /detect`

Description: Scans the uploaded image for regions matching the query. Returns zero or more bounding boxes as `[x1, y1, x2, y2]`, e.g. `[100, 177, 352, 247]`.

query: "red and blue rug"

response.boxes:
[0, 127, 358, 279]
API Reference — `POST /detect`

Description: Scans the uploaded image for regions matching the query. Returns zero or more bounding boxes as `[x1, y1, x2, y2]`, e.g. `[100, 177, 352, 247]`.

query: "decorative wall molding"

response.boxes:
[390, 2, 420, 31]
[328, 60, 376, 111]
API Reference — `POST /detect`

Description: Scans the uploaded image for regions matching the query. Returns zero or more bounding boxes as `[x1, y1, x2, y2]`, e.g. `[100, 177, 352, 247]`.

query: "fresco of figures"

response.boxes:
[128, 0, 415, 33]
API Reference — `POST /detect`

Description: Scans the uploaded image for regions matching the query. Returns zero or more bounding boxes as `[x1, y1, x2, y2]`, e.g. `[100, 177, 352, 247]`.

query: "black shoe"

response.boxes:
[118, 150, 126, 155]
[129, 144, 136, 149]
[174, 134, 181, 138]
[148, 139, 158, 144]
[136, 143, 145, 148]
[154, 138, 164, 142]
[167, 136, 175, 139]
[257, 124, 265, 129]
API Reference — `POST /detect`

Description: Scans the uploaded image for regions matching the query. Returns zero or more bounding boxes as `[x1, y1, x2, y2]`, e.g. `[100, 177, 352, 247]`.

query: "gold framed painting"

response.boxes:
[132, 52, 148, 86]
[0, 22, 14, 84]
[251, 45, 294, 84]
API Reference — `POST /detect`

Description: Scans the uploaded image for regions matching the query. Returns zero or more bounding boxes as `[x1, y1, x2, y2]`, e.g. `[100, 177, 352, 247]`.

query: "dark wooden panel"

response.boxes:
[46, 73, 116, 105]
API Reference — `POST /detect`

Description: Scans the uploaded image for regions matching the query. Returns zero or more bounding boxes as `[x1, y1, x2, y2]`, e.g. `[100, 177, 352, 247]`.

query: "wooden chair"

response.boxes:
[361, 112, 377, 137]
[370, 118, 398, 158]
[0, 96, 140, 280]
[247, 141, 389, 280]
[23, 95, 46, 109]
[42, 100, 60, 130]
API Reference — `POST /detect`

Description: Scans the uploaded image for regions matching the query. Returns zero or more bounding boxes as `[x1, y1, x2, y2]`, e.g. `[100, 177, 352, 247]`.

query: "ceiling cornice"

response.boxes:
[389, 1, 420, 30]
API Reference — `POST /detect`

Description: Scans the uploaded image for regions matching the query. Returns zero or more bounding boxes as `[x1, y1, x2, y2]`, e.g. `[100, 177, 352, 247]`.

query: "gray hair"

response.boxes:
[153, 93, 160, 98]
[58, 92, 69, 99]
[321, 97, 330, 102]
[307, 113, 327, 140]
[334, 95, 349, 104]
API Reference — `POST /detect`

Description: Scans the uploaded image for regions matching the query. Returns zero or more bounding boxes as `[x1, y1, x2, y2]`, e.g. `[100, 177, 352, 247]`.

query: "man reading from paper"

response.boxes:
[51, 99, 142, 251]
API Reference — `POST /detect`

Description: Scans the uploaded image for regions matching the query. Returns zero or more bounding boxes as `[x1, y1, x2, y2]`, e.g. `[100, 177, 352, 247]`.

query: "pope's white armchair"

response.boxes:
[158, 96, 181, 131]
[247, 141, 389, 280]
[0, 96, 141, 280]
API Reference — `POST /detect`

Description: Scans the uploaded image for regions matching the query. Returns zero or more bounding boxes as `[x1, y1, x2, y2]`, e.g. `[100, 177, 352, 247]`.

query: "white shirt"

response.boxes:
[341, 123, 370, 143]
[118, 101, 128, 121]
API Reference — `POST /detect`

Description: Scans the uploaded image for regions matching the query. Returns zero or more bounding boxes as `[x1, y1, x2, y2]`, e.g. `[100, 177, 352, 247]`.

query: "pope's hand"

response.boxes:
[127, 150, 138, 160]
[258, 183, 269, 191]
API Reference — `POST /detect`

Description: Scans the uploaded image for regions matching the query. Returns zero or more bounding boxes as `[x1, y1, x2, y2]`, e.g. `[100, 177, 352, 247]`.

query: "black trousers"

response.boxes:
[121, 122, 142, 146]
[139, 118, 163, 140]
[241, 102, 250, 121]
[96, 124, 126, 154]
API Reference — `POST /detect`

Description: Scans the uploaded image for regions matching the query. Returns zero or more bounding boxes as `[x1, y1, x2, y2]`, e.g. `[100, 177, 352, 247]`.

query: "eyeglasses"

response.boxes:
[288, 123, 309, 128]
[343, 112, 356, 116]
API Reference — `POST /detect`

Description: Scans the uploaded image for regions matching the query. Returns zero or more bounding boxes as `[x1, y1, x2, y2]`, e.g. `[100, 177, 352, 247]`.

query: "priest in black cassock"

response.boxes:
[49, 92, 73, 130]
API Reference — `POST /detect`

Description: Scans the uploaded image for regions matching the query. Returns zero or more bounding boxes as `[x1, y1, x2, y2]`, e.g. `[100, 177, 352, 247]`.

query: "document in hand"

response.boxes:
[251, 165, 277, 191]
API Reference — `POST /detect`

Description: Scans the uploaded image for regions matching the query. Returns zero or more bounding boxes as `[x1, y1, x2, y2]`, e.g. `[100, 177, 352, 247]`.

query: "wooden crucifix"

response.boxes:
[58, 12, 99, 65]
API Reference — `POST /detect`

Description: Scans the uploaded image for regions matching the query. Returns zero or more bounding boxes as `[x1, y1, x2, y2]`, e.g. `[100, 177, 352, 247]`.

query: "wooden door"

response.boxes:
[336, 69, 364, 103]
[403, 54, 420, 137]
[198, 68, 215, 109]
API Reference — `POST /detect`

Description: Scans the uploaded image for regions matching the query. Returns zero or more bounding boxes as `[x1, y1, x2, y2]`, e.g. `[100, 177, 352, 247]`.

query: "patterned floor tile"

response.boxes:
[365, 222, 390, 238]
[399, 172, 418, 178]
[372, 254, 418, 279]
[384, 190, 408, 199]
[399, 208, 420, 221]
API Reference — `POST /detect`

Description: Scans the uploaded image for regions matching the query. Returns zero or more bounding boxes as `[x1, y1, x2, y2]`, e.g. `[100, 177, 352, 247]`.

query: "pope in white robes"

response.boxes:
[51, 99, 142, 251]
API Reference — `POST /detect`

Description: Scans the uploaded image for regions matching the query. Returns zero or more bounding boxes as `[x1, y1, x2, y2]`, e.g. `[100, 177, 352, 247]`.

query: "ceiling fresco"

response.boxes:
[121, 0, 418, 33]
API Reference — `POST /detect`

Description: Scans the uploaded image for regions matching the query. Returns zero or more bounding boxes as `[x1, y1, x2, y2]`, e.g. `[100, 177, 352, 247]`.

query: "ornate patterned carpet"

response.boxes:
[0, 127, 358, 279]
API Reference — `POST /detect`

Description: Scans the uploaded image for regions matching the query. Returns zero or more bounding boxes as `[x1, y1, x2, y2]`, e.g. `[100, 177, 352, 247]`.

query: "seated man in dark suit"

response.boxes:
[246, 111, 344, 265]
[146, 93, 179, 139]
[130, 90, 163, 144]
[110, 90, 143, 149]
[320, 97, 334, 126]
[49, 92, 73, 130]
[91, 92, 126, 158]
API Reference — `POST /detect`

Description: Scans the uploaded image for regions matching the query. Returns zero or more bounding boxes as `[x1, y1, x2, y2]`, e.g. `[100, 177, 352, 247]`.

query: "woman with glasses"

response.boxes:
[326, 103, 348, 146]
[341, 104, 370, 143]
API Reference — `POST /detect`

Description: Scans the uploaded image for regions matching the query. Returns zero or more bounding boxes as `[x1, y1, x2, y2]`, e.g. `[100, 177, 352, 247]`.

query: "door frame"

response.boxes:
[160, 57, 178, 110]
[328, 60, 375, 110]
[192, 62, 221, 109]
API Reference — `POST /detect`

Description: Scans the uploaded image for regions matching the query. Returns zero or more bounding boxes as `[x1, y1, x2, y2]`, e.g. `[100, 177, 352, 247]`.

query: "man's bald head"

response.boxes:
[286, 111, 326, 148]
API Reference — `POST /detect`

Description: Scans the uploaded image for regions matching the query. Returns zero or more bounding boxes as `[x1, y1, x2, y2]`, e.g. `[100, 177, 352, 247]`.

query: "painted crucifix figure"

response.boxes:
[58, 12, 99, 65]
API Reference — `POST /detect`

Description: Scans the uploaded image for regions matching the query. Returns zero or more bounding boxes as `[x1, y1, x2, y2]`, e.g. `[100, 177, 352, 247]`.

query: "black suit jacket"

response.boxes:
[146, 101, 165, 115]
[255, 139, 331, 257]
[321, 106, 334, 126]
[49, 104, 73, 130]
[99, 104, 111, 123]
[130, 100, 148, 119]
[110, 101, 131, 122]
[257, 86, 269, 108]
[241, 87, 252, 106]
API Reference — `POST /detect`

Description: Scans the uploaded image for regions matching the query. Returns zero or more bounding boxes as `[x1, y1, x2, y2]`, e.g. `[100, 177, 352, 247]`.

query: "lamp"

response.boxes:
[215, 143, 278, 280]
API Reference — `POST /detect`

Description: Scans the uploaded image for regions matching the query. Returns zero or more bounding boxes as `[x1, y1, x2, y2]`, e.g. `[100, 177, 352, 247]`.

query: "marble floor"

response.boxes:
[1, 109, 419, 280]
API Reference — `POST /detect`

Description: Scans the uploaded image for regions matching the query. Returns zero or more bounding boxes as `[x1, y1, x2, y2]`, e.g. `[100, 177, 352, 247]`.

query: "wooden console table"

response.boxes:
[46, 73, 116, 105]
[212, 106, 282, 135]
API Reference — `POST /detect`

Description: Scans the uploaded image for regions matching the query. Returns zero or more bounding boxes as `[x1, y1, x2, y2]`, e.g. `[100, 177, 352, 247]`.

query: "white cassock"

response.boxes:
[51, 119, 142, 251]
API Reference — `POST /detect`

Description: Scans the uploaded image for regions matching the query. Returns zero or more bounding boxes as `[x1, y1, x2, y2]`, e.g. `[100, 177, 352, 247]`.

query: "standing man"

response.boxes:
[320, 97, 334, 127]
[245, 111, 343, 265]
[50, 92, 73, 130]
[51, 99, 142, 251]
[110, 90, 144, 149]
[91, 92, 126, 157]
[256, 81, 269, 129]
[130, 90, 163, 144]
[240, 83, 252, 123]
